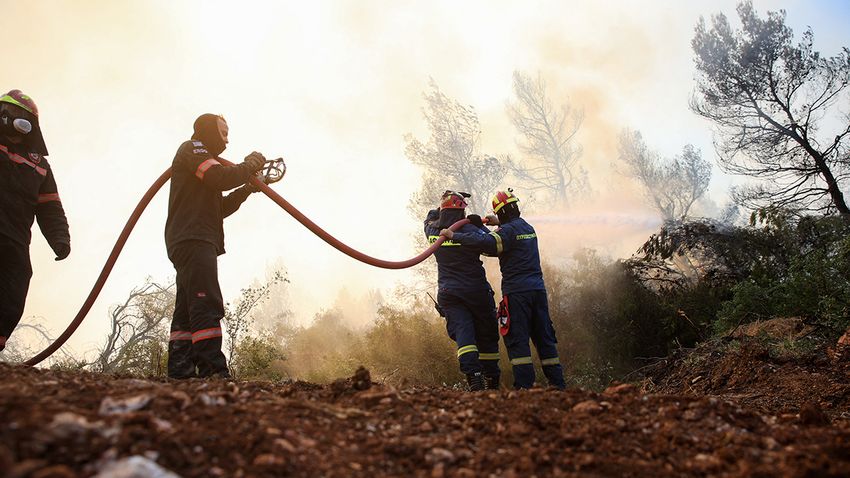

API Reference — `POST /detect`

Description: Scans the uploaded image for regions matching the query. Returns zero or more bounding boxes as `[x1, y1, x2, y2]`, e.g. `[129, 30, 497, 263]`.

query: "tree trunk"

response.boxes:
[809, 149, 850, 215]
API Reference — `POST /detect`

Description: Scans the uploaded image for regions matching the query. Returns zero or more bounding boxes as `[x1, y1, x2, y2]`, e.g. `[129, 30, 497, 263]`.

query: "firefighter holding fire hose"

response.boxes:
[164, 113, 269, 379]
[425, 191, 501, 391]
[441, 189, 566, 390]
[0, 90, 70, 353]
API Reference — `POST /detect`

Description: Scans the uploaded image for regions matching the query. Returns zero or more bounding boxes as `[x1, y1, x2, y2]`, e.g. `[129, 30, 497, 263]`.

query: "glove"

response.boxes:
[466, 214, 483, 228]
[54, 242, 71, 261]
[244, 151, 266, 172]
[246, 171, 271, 193]
[439, 228, 454, 240]
[485, 214, 500, 226]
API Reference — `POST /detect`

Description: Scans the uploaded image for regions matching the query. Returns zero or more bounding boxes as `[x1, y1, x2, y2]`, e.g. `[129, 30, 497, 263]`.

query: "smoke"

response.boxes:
[9, 0, 828, 361]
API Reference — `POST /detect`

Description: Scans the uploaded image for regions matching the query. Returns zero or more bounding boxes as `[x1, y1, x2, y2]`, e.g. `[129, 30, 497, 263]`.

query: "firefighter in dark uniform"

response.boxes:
[164, 113, 266, 378]
[441, 189, 566, 390]
[0, 90, 70, 353]
[425, 191, 501, 391]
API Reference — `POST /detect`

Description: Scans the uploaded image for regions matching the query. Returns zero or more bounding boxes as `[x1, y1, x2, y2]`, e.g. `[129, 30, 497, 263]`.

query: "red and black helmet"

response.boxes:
[1, 89, 48, 155]
[1, 90, 39, 117]
[492, 189, 519, 213]
[441, 190, 470, 210]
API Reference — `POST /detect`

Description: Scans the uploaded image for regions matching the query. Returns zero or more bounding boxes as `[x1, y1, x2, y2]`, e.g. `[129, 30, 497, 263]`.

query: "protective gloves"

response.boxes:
[243, 151, 266, 172]
[466, 214, 484, 228]
[246, 171, 272, 193]
[53, 242, 71, 261]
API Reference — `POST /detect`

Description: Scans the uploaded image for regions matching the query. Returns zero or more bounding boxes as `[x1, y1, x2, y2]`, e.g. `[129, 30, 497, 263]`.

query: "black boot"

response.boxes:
[484, 375, 500, 390]
[466, 372, 485, 391]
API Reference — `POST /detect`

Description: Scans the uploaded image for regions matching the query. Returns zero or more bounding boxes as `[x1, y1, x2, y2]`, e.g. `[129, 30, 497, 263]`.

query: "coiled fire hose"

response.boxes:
[25, 158, 469, 366]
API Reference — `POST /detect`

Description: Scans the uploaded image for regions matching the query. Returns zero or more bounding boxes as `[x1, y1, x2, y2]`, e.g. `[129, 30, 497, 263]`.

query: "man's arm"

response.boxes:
[423, 208, 440, 235]
[222, 186, 252, 218]
[35, 167, 71, 260]
[179, 142, 263, 191]
[441, 227, 502, 256]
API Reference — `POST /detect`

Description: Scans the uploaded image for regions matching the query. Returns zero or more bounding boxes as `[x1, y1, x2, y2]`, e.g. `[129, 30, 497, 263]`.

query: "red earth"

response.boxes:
[2, 340, 849, 477]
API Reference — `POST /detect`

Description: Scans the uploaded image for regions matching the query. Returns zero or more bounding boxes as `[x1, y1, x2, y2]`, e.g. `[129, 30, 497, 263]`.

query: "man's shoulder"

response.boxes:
[459, 223, 487, 235]
[175, 140, 214, 163]
[0, 143, 51, 170]
[518, 218, 535, 232]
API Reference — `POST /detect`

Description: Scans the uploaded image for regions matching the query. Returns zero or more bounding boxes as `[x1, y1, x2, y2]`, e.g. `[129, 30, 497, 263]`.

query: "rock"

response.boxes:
[151, 418, 173, 433]
[169, 391, 191, 410]
[572, 400, 603, 414]
[99, 394, 152, 416]
[799, 402, 830, 426]
[683, 409, 702, 421]
[48, 412, 100, 439]
[603, 383, 635, 395]
[197, 393, 226, 406]
[94, 456, 181, 478]
[274, 438, 297, 453]
[425, 447, 455, 464]
[299, 437, 318, 448]
[330, 379, 348, 396]
[353, 366, 372, 390]
[253, 454, 286, 466]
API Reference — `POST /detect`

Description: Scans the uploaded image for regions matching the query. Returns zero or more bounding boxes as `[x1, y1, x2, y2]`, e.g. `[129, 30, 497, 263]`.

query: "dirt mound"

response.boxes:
[730, 317, 815, 340]
[644, 326, 850, 419]
[2, 363, 850, 477]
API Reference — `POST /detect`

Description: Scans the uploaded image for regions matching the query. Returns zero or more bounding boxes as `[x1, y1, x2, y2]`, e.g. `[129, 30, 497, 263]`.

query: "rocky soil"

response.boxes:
[2, 353, 850, 477]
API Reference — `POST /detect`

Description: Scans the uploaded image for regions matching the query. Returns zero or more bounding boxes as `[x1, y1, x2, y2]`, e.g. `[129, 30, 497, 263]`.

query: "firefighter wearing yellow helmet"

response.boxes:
[440, 189, 565, 390]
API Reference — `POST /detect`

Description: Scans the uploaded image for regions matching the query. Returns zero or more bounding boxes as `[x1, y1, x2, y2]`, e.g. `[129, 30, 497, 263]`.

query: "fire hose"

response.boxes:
[25, 158, 470, 366]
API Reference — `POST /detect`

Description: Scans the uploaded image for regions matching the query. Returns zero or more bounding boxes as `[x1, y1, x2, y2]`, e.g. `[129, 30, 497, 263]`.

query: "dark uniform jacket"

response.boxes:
[0, 139, 69, 251]
[164, 140, 256, 259]
[424, 209, 492, 293]
[451, 217, 545, 295]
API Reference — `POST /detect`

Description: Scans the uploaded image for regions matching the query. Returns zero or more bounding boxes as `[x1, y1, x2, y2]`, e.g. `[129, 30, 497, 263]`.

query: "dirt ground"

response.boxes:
[645, 321, 850, 421]
[2, 353, 849, 478]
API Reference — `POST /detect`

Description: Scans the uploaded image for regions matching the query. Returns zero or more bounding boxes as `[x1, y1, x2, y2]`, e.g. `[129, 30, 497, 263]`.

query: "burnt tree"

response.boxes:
[692, 1, 850, 215]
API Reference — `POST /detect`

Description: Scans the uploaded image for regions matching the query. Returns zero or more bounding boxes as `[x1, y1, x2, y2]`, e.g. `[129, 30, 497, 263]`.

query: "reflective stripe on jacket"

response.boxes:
[451, 217, 545, 294]
[0, 140, 69, 250]
[423, 209, 493, 293]
[164, 140, 255, 259]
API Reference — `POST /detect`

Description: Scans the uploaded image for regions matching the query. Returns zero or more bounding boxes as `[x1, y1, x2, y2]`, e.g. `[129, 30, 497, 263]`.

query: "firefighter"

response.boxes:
[440, 189, 566, 390]
[164, 113, 267, 379]
[425, 191, 501, 391]
[0, 90, 70, 353]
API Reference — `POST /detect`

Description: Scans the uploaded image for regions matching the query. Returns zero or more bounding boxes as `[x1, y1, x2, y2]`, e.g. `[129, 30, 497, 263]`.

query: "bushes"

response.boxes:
[546, 250, 680, 386]
[716, 233, 850, 334]
[634, 214, 850, 337]
[230, 333, 287, 381]
[81, 213, 848, 388]
[353, 301, 462, 387]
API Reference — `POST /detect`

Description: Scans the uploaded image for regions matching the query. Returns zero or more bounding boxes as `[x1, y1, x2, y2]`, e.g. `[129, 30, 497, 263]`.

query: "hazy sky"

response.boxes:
[3, 0, 848, 360]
